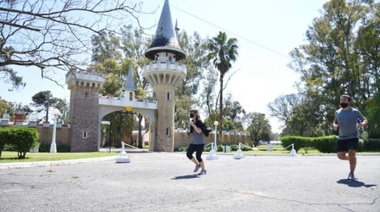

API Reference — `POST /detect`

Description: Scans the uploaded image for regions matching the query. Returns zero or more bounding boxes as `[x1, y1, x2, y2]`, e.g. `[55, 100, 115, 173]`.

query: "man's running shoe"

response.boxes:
[198, 170, 207, 175]
[348, 172, 355, 180]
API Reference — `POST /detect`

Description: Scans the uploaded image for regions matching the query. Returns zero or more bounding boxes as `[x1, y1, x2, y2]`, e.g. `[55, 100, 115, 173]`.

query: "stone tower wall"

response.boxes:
[69, 87, 100, 152]
[153, 84, 175, 152]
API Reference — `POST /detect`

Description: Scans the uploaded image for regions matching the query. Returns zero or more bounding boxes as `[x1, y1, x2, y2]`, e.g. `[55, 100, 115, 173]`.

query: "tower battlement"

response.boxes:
[66, 69, 106, 90]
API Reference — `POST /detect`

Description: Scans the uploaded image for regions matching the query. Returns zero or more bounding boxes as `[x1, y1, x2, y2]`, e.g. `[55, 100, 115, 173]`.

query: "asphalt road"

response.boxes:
[0, 152, 379, 212]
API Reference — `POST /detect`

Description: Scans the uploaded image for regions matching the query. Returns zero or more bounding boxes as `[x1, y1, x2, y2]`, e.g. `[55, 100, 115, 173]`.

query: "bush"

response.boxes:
[0, 128, 7, 157]
[8, 127, 40, 158]
[313, 136, 337, 153]
[362, 139, 380, 151]
[176, 146, 187, 152]
[3, 143, 16, 151]
[57, 144, 70, 152]
[39, 143, 71, 152]
[0, 127, 40, 158]
[38, 143, 51, 152]
[280, 136, 305, 152]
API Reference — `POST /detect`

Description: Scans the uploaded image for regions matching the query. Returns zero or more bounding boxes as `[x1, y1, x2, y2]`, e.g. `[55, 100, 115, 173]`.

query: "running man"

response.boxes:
[333, 94, 368, 180]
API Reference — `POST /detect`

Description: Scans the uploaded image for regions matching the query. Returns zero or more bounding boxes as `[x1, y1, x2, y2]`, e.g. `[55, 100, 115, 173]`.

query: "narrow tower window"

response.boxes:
[167, 91, 171, 101]
[129, 92, 133, 101]
[166, 128, 171, 136]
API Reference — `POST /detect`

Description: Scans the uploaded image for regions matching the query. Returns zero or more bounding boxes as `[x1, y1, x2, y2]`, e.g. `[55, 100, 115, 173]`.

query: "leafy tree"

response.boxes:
[31, 91, 59, 123]
[54, 98, 69, 124]
[267, 94, 298, 130]
[364, 92, 380, 137]
[199, 68, 218, 116]
[207, 31, 239, 139]
[285, 0, 379, 137]
[0, 0, 145, 89]
[223, 93, 246, 131]
[0, 98, 14, 119]
[268, 93, 326, 136]
[175, 31, 210, 128]
[91, 31, 122, 63]
[245, 112, 271, 146]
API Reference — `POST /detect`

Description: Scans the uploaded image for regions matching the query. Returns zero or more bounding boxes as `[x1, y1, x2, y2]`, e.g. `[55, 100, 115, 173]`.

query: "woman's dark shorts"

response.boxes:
[337, 138, 359, 152]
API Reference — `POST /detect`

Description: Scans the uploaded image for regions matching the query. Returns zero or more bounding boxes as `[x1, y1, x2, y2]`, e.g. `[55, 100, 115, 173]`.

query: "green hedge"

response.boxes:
[0, 127, 40, 158]
[280, 136, 307, 152]
[38, 143, 71, 152]
[281, 135, 380, 153]
[312, 136, 337, 153]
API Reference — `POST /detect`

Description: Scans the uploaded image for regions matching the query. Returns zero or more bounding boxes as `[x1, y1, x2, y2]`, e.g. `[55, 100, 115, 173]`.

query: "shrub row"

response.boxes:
[0, 126, 40, 158]
[38, 143, 71, 153]
[281, 135, 380, 153]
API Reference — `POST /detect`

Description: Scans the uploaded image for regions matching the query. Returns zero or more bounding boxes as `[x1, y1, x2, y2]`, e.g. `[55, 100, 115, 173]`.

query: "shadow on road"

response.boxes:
[337, 179, 377, 188]
[171, 174, 199, 180]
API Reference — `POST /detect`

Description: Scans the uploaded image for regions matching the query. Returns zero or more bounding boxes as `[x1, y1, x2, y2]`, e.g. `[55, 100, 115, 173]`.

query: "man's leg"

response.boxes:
[348, 149, 357, 174]
[337, 151, 348, 160]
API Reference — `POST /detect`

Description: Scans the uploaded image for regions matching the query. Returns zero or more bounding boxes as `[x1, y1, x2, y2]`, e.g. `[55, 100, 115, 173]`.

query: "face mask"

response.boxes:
[340, 103, 348, 108]
[189, 113, 194, 118]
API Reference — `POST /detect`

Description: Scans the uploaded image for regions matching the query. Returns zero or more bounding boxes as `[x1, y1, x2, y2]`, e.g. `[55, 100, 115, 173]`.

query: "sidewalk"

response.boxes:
[0, 152, 379, 212]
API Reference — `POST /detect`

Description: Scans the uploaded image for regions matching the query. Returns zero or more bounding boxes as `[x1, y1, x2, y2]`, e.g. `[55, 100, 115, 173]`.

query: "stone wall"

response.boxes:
[0, 125, 71, 146]
[35, 126, 71, 146]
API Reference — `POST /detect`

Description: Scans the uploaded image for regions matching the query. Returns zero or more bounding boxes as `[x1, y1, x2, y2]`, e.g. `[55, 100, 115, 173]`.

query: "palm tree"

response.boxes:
[207, 31, 239, 137]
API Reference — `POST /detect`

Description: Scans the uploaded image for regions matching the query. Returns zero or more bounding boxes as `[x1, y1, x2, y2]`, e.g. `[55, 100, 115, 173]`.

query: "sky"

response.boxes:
[0, 0, 330, 133]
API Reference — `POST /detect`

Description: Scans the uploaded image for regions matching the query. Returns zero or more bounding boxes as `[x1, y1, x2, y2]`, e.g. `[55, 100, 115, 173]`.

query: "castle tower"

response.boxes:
[123, 66, 137, 101]
[143, 0, 186, 152]
[66, 70, 106, 152]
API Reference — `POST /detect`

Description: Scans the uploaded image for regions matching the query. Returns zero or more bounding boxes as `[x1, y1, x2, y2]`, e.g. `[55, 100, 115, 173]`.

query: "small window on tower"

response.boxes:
[167, 92, 171, 101]
[166, 128, 171, 136]
[83, 131, 88, 139]
[129, 92, 133, 101]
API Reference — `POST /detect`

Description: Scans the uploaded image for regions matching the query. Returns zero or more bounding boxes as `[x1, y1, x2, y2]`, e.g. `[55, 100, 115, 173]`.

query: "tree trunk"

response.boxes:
[218, 74, 224, 144]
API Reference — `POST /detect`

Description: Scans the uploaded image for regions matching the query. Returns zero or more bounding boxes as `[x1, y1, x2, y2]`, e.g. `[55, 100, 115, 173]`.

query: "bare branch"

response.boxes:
[0, 0, 149, 88]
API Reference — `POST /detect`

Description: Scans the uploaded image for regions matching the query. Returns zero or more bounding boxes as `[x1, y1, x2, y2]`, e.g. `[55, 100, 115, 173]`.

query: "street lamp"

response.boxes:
[50, 108, 61, 153]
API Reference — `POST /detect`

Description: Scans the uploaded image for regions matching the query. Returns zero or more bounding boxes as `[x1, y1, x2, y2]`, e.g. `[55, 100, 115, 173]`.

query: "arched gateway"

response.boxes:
[66, 0, 186, 152]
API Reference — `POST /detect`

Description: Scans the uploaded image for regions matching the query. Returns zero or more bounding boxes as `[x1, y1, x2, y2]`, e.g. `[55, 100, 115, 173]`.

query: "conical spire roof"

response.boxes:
[145, 0, 185, 61]
[124, 66, 136, 91]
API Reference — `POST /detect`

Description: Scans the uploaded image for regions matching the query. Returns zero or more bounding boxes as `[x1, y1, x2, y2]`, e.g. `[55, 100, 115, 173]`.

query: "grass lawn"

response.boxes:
[0, 151, 118, 163]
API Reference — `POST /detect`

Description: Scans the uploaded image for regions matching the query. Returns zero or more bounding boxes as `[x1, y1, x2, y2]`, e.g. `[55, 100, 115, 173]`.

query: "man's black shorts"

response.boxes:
[337, 138, 359, 152]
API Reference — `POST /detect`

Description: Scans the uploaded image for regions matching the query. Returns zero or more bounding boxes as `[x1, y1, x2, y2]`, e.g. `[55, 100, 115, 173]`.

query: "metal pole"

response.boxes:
[50, 114, 57, 153]
[214, 124, 218, 151]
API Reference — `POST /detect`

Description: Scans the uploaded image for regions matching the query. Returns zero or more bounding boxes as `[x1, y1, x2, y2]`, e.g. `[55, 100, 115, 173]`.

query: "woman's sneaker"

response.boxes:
[193, 164, 200, 172]
[198, 170, 207, 175]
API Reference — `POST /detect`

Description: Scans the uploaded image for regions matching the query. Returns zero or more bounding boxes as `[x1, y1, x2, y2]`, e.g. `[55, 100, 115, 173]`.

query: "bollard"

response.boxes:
[116, 141, 131, 163]
[289, 143, 297, 157]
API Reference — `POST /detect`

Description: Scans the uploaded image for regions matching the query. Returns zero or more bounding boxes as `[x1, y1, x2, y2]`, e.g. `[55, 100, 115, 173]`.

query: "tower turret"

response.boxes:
[66, 69, 106, 152]
[143, 0, 186, 152]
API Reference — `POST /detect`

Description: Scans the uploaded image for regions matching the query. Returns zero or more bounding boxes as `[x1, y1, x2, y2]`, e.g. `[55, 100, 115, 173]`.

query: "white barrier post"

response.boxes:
[289, 143, 297, 157]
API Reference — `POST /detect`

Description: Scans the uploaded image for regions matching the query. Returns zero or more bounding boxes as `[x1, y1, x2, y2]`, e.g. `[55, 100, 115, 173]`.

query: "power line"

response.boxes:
[170, 4, 291, 59]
